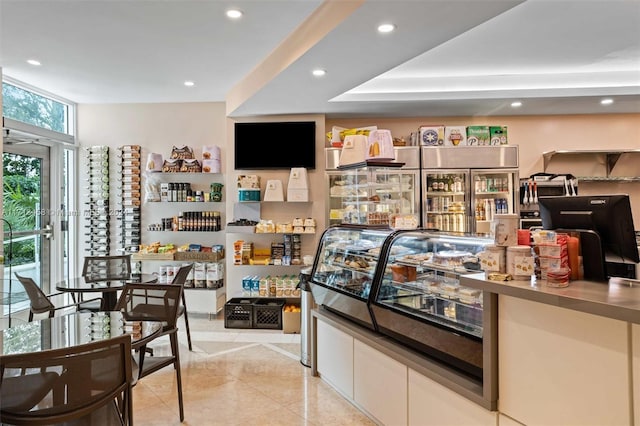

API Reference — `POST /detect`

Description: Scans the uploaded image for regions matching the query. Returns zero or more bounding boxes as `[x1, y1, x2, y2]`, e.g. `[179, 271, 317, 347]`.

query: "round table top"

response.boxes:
[55, 273, 157, 293]
[0, 311, 162, 356]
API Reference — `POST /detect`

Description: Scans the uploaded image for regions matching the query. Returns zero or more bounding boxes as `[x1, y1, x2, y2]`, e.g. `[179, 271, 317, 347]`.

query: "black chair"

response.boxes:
[15, 274, 102, 321]
[115, 283, 185, 422]
[82, 255, 132, 282]
[0, 334, 134, 426]
[170, 264, 194, 351]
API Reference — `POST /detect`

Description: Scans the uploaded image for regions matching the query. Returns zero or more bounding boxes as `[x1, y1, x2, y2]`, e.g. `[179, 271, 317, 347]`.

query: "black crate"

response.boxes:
[253, 299, 285, 329]
[224, 298, 255, 329]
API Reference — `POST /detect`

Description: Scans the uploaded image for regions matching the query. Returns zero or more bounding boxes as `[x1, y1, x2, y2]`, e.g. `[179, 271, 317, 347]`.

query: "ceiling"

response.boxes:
[1, 0, 639, 119]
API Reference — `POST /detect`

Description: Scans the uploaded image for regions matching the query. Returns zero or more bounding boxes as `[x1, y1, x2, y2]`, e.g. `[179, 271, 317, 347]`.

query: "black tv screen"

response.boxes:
[234, 121, 316, 170]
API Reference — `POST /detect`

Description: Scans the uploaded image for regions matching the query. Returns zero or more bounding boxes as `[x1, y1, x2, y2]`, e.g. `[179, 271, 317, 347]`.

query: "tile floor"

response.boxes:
[133, 313, 376, 425]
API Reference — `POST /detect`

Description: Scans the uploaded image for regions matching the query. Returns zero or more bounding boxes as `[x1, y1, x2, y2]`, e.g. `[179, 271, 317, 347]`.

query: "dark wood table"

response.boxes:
[0, 311, 162, 356]
[55, 273, 157, 311]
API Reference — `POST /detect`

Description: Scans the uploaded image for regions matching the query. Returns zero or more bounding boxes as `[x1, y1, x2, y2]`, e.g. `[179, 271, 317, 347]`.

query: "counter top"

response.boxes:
[461, 273, 640, 324]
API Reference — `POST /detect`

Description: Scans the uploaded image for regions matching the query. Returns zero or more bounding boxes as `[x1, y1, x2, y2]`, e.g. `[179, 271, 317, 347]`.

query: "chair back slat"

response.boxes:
[82, 255, 132, 282]
[15, 274, 55, 315]
[170, 264, 193, 285]
[116, 283, 183, 329]
[0, 334, 132, 425]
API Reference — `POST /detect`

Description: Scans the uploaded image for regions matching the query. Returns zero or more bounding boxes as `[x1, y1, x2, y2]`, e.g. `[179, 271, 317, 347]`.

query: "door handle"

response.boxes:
[43, 224, 54, 240]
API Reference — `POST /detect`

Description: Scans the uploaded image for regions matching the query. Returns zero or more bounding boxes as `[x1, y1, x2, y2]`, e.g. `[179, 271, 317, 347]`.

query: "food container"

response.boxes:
[546, 266, 570, 288]
[238, 188, 260, 202]
[506, 245, 535, 280]
[479, 244, 506, 273]
[491, 214, 519, 247]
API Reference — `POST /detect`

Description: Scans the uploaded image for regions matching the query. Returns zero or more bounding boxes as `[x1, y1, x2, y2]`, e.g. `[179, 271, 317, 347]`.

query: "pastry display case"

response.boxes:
[309, 225, 497, 381]
[308, 225, 392, 329]
[325, 154, 419, 227]
[370, 230, 495, 380]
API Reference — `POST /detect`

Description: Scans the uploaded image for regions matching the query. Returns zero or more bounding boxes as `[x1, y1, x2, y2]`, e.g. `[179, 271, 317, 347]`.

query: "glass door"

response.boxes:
[3, 143, 52, 311]
[422, 169, 470, 232]
[471, 169, 519, 235]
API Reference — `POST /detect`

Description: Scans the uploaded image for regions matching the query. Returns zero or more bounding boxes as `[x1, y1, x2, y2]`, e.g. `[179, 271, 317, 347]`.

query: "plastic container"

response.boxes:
[224, 298, 255, 329]
[546, 267, 570, 288]
[506, 245, 534, 280]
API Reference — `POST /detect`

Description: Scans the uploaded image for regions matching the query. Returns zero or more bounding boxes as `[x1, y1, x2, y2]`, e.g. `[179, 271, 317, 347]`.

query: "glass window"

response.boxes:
[2, 82, 71, 134]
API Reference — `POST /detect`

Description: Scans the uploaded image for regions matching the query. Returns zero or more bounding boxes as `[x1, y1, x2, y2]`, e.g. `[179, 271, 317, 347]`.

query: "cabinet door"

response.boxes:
[408, 369, 496, 426]
[354, 340, 407, 426]
[633, 323, 640, 423]
[471, 169, 518, 234]
[317, 319, 354, 398]
[499, 296, 630, 425]
[422, 169, 469, 232]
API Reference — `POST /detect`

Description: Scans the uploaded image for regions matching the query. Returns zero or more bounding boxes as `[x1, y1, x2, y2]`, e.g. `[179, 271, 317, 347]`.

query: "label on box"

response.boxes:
[466, 126, 490, 146]
[490, 126, 508, 145]
[444, 126, 467, 146]
[419, 125, 445, 146]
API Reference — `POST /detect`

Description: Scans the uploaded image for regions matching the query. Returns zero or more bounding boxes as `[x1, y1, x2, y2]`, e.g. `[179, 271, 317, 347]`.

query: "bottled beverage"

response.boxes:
[452, 175, 459, 192]
[437, 174, 445, 191]
[447, 175, 454, 192]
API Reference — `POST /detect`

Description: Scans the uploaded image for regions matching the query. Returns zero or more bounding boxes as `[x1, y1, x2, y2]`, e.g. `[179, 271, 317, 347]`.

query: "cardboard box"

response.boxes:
[282, 303, 301, 334]
[466, 126, 490, 146]
[489, 126, 508, 145]
[419, 125, 445, 146]
[444, 126, 467, 146]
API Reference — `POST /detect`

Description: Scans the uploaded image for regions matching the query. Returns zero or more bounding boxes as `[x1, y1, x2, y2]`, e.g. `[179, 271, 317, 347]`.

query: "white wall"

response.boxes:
[77, 102, 227, 274]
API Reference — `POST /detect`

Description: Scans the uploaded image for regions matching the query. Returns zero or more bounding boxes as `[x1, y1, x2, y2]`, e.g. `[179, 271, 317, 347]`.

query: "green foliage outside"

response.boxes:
[3, 154, 41, 266]
[2, 83, 66, 133]
[2, 81, 62, 266]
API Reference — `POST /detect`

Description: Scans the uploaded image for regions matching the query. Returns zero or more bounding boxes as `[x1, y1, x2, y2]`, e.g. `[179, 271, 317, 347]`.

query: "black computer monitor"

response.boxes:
[538, 194, 639, 280]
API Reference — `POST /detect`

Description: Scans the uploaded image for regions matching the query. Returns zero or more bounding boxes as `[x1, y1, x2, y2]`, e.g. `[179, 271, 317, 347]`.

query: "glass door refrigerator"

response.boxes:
[325, 146, 421, 227]
[421, 146, 519, 234]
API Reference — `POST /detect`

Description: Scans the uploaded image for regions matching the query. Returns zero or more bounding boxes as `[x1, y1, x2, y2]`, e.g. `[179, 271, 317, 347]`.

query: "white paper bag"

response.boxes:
[366, 129, 395, 161]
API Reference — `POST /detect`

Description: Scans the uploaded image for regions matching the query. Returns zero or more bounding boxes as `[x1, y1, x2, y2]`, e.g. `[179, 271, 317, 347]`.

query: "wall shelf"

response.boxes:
[543, 149, 640, 180]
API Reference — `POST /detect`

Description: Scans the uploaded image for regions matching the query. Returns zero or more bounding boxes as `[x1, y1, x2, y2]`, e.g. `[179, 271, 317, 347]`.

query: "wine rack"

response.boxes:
[85, 146, 110, 257]
[118, 145, 142, 265]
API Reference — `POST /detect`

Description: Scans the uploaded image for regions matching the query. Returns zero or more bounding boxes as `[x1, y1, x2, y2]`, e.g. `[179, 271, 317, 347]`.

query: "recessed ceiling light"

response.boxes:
[184, 81, 195, 87]
[226, 9, 243, 19]
[27, 59, 41, 66]
[600, 98, 614, 105]
[312, 69, 326, 77]
[377, 23, 396, 33]
[511, 101, 522, 108]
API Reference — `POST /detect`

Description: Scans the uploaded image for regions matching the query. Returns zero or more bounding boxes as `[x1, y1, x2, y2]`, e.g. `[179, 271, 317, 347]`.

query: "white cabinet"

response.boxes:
[314, 312, 497, 426]
[408, 369, 496, 426]
[633, 323, 640, 423]
[498, 296, 631, 425]
[317, 319, 354, 398]
[354, 340, 407, 426]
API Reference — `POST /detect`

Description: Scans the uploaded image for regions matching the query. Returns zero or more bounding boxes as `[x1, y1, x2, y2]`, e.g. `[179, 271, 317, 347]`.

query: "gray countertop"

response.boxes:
[460, 273, 640, 324]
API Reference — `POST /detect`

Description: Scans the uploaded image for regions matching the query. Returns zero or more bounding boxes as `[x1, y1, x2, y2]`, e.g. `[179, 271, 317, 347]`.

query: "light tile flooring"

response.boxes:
[134, 313, 376, 425]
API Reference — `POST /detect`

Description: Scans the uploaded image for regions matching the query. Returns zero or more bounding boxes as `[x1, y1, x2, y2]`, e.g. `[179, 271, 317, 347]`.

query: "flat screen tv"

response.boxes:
[234, 121, 316, 170]
[538, 194, 639, 280]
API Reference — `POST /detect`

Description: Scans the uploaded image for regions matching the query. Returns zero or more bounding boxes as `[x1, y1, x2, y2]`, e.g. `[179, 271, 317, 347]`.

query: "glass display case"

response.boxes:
[309, 225, 392, 329]
[370, 231, 494, 380]
[327, 161, 418, 227]
[309, 225, 496, 381]
[325, 146, 420, 227]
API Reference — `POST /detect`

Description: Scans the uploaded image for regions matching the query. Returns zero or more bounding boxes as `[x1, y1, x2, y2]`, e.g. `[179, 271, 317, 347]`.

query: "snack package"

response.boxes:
[170, 145, 194, 160]
[161, 159, 181, 173]
[180, 159, 202, 173]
